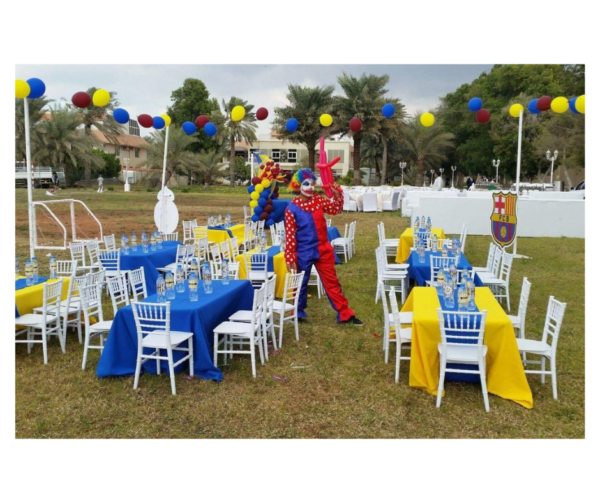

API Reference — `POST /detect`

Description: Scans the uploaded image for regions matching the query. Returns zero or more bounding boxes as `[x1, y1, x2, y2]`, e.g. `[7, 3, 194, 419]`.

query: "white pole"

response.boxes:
[161, 125, 169, 190]
[512, 109, 527, 258]
[550, 157, 555, 185]
[251, 152, 254, 179]
[159, 125, 170, 232]
[24, 98, 35, 258]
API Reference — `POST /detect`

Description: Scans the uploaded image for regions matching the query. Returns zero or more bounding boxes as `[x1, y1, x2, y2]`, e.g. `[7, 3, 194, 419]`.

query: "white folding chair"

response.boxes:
[230, 236, 240, 258]
[195, 236, 209, 261]
[269, 225, 281, 246]
[427, 255, 459, 287]
[375, 246, 408, 304]
[16, 279, 64, 364]
[243, 252, 274, 289]
[517, 296, 567, 400]
[103, 234, 117, 251]
[182, 219, 198, 243]
[85, 239, 102, 272]
[99, 249, 122, 279]
[131, 301, 194, 395]
[157, 244, 189, 275]
[342, 190, 358, 212]
[480, 252, 513, 311]
[161, 232, 179, 242]
[349, 221, 357, 257]
[472, 242, 497, 274]
[106, 273, 130, 317]
[127, 267, 148, 301]
[331, 223, 351, 263]
[413, 230, 432, 250]
[378, 280, 413, 366]
[388, 287, 412, 383]
[508, 277, 531, 339]
[436, 309, 490, 411]
[273, 271, 305, 347]
[377, 222, 399, 258]
[477, 245, 503, 280]
[220, 240, 233, 261]
[213, 284, 266, 378]
[362, 192, 379, 212]
[56, 259, 78, 278]
[69, 242, 87, 273]
[308, 268, 324, 298]
[382, 191, 400, 211]
[209, 243, 221, 263]
[79, 282, 113, 370]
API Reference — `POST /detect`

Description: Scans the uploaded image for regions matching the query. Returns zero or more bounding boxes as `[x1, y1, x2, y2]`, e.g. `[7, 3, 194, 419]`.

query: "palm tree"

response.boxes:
[34, 106, 104, 180]
[400, 114, 455, 187]
[333, 73, 391, 185]
[67, 87, 122, 181]
[15, 96, 52, 162]
[146, 127, 200, 187]
[197, 150, 226, 189]
[272, 85, 336, 169]
[221, 97, 257, 186]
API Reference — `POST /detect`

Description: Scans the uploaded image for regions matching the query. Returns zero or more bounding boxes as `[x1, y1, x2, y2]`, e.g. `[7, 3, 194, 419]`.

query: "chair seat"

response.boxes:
[383, 239, 400, 246]
[389, 312, 413, 325]
[157, 263, 177, 272]
[471, 266, 490, 273]
[228, 310, 253, 322]
[389, 327, 412, 343]
[141, 330, 194, 349]
[15, 313, 58, 327]
[214, 321, 256, 336]
[331, 238, 350, 245]
[272, 300, 295, 312]
[481, 277, 506, 286]
[507, 315, 521, 328]
[516, 338, 551, 355]
[385, 263, 408, 270]
[438, 344, 488, 363]
[90, 320, 113, 332]
[104, 270, 122, 278]
[35, 304, 79, 316]
[248, 271, 274, 281]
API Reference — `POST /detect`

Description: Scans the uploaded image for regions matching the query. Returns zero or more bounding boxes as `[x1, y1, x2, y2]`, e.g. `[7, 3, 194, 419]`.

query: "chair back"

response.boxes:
[342, 190, 351, 211]
[490, 245, 503, 277]
[56, 259, 77, 278]
[541, 296, 567, 351]
[79, 282, 104, 325]
[183, 219, 197, 241]
[86, 239, 101, 266]
[363, 192, 378, 212]
[195, 236, 208, 260]
[413, 230, 431, 249]
[228, 261, 241, 280]
[379, 280, 391, 336]
[430, 255, 457, 283]
[220, 240, 232, 261]
[244, 252, 268, 285]
[210, 260, 223, 280]
[516, 277, 532, 330]
[437, 309, 487, 355]
[341, 223, 349, 239]
[257, 220, 265, 232]
[263, 275, 277, 321]
[127, 267, 147, 301]
[209, 243, 221, 263]
[99, 249, 120, 273]
[270, 225, 281, 246]
[498, 252, 513, 282]
[104, 234, 117, 251]
[131, 301, 172, 349]
[484, 242, 496, 270]
[193, 226, 208, 243]
[388, 286, 403, 336]
[162, 231, 179, 242]
[69, 242, 87, 267]
[390, 191, 400, 210]
[86, 269, 106, 288]
[282, 272, 305, 308]
[249, 284, 266, 332]
[41, 279, 64, 326]
[106, 273, 130, 316]
[230, 236, 239, 257]
[377, 222, 385, 245]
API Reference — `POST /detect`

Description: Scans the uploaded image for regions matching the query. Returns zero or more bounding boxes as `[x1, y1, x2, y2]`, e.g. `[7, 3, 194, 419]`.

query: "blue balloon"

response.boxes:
[468, 97, 483, 112]
[182, 121, 197, 135]
[247, 185, 255, 194]
[113, 108, 130, 124]
[569, 97, 580, 114]
[153, 116, 166, 129]
[258, 197, 268, 207]
[254, 206, 263, 215]
[382, 103, 395, 118]
[251, 214, 260, 222]
[26, 78, 46, 99]
[204, 122, 217, 137]
[528, 99, 541, 114]
[286, 118, 298, 132]
[266, 219, 275, 228]
[262, 187, 271, 197]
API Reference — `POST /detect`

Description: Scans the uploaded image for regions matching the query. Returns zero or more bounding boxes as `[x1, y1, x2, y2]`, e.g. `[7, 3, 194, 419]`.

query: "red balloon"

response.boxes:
[195, 115, 209, 128]
[349, 117, 362, 132]
[260, 212, 269, 220]
[256, 107, 269, 120]
[274, 185, 279, 192]
[138, 114, 154, 128]
[251, 177, 261, 185]
[264, 204, 273, 213]
[536, 96, 552, 112]
[72, 91, 91, 108]
[266, 198, 273, 205]
[476, 109, 491, 124]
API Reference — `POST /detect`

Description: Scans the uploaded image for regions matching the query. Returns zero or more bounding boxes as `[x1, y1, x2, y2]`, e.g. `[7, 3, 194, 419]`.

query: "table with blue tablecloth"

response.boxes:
[120, 241, 180, 295]
[406, 250, 484, 287]
[96, 279, 255, 381]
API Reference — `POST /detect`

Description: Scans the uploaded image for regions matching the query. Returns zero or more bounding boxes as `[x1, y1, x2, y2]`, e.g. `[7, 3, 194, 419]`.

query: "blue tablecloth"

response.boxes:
[272, 199, 291, 224]
[120, 241, 180, 295]
[407, 251, 484, 287]
[96, 279, 255, 381]
[208, 225, 234, 238]
[327, 227, 342, 265]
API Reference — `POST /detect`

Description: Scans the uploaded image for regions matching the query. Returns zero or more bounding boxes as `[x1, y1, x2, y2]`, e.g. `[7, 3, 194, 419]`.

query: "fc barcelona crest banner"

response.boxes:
[491, 191, 518, 248]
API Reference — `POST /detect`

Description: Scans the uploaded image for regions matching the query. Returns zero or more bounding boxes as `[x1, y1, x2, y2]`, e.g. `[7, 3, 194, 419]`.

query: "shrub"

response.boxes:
[107, 186, 114, 191]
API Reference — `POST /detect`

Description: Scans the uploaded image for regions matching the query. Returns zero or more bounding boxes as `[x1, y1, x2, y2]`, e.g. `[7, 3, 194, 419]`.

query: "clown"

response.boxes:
[284, 169, 363, 325]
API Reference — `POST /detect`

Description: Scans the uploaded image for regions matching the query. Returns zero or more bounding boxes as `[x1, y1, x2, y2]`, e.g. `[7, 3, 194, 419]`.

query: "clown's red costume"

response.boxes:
[284, 169, 361, 324]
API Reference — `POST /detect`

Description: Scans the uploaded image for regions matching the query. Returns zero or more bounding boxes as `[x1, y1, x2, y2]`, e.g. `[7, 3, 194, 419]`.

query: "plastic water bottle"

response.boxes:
[458, 285, 469, 312]
[25, 259, 33, 286]
[156, 275, 166, 303]
[15, 255, 19, 280]
[131, 233, 137, 251]
[49, 255, 57, 279]
[175, 264, 185, 293]
[436, 268, 445, 296]
[449, 263, 458, 289]
[417, 238, 426, 264]
[189, 257, 199, 277]
[218, 213, 223, 226]
[466, 273, 476, 311]
[142, 232, 148, 253]
[156, 232, 163, 249]
[226, 212, 231, 227]
[442, 242, 448, 257]
[188, 271, 199, 301]
[31, 256, 39, 282]
[431, 233, 438, 253]
[413, 216, 420, 232]
[121, 235, 129, 255]
[222, 258, 230, 285]
[150, 232, 157, 251]
[203, 261, 213, 294]
[166, 271, 175, 300]
[426, 216, 432, 232]
[420, 215, 425, 230]
[443, 283, 454, 309]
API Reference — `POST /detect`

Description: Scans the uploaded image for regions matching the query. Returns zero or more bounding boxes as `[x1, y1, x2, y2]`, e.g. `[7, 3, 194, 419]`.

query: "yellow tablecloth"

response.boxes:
[15, 277, 70, 316]
[236, 248, 288, 298]
[402, 287, 533, 409]
[206, 224, 245, 245]
[395, 227, 446, 264]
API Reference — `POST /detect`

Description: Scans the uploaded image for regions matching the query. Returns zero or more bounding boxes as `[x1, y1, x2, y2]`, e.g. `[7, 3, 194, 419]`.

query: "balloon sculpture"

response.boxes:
[315, 136, 341, 199]
[246, 155, 287, 226]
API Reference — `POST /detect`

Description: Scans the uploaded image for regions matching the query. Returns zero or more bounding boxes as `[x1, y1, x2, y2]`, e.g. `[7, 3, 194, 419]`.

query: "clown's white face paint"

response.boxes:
[300, 179, 315, 198]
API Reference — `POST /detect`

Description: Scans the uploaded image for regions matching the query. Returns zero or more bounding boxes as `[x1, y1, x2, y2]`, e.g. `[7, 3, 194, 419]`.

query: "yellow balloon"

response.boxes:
[261, 178, 271, 188]
[160, 114, 172, 126]
[420, 113, 435, 127]
[320, 113, 333, 127]
[231, 105, 246, 122]
[93, 89, 111, 107]
[509, 103, 524, 118]
[250, 191, 260, 200]
[550, 97, 569, 114]
[249, 199, 258, 208]
[255, 184, 264, 194]
[15, 79, 30, 99]
[575, 95, 585, 114]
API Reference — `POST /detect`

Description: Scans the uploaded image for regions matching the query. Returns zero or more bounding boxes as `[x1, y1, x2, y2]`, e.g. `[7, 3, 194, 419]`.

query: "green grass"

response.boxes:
[14, 187, 585, 438]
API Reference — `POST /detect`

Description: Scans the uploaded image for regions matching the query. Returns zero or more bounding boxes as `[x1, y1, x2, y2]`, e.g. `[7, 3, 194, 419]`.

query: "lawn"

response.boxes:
[14, 187, 585, 438]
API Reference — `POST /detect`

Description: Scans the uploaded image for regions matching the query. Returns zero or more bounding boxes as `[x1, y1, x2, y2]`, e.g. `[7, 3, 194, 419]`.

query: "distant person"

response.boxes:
[97, 175, 104, 193]
[466, 175, 474, 190]
[52, 171, 59, 189]
[432, 171, 443, 191]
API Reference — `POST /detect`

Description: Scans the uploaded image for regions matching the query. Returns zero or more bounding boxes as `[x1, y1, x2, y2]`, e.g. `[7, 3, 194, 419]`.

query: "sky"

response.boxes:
[15, 64, 493, 136]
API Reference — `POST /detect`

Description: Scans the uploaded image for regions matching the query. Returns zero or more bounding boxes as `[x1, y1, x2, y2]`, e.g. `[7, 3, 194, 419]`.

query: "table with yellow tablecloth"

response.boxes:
[395, 227, 446, 264]
[15, 277, 70, 317]
[194, 224, 246, 246]
[401, 287, 533, 409]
